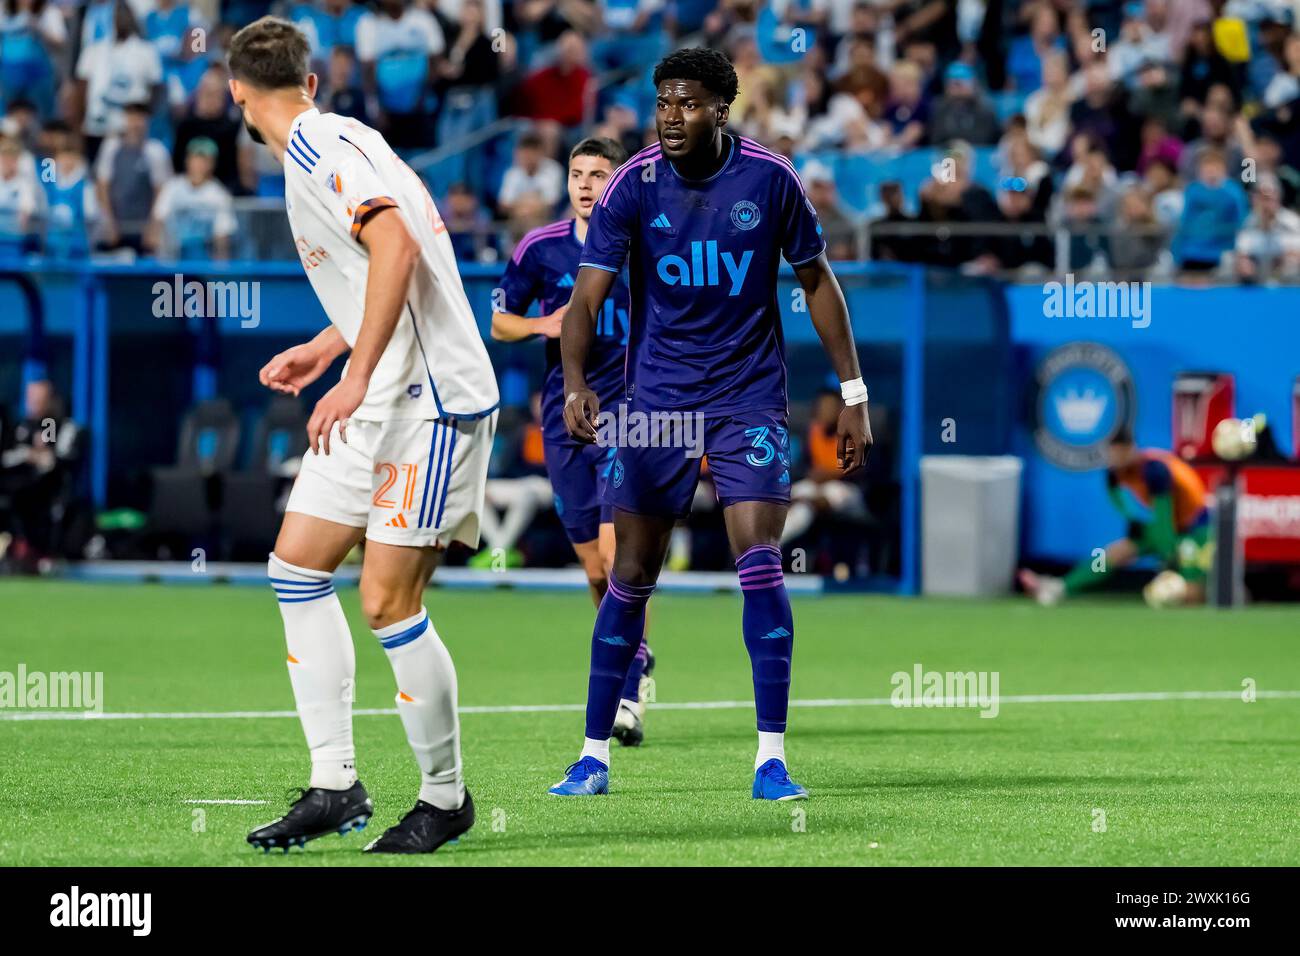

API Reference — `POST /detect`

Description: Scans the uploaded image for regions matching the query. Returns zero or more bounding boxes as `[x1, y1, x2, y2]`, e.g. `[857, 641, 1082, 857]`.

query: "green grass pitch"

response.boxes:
[1, 579, 1297, 866]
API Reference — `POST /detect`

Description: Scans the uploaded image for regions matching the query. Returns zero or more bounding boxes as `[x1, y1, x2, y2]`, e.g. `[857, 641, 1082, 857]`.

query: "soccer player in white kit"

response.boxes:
[228, 17, 498, 855]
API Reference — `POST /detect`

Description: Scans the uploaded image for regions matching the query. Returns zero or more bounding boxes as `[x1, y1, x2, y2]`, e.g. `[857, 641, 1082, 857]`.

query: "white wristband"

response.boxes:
[840, 377, 868, 407]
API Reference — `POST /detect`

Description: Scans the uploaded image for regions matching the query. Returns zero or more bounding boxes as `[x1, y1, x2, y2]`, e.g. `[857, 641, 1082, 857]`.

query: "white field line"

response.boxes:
[1, 689, 1297, 722]
[182, 799, 268, 805]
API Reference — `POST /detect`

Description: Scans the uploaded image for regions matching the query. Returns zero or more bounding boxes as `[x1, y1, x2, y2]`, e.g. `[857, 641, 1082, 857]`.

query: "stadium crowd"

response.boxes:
[1, 1, 1300, 278]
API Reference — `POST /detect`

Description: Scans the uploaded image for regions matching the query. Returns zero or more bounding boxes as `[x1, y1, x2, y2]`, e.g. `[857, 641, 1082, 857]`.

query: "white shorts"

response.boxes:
[286, 413, 498, 549]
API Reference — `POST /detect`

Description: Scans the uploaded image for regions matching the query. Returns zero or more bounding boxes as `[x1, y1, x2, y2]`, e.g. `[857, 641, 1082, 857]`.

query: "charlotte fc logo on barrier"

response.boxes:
[1033, 342, 1135, 471]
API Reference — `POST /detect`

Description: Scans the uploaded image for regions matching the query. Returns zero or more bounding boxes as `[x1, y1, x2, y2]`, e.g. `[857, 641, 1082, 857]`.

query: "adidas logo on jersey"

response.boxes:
[386, 514, 409, 528]
[557, 273, 575, 288]
[650, 213, 672, 229]
[760, 626, 791, 640]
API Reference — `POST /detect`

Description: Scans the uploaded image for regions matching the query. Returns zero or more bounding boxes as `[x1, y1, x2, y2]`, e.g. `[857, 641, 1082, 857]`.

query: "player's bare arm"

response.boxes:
[259, 326, 349, 396]
[490, 304, 566, 342]
[793, 253, 872, 474]
[560, 264, 617, 444]
[306, 206, 419, 455]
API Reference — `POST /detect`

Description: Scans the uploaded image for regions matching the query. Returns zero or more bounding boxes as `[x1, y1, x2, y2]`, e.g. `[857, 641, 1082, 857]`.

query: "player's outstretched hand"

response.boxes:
[564, 386, 601, 444]
[536, 306, 566, 339]
[259, 343, 334, 396]
[838, 403, 872, 475]
[307, 376, 367, 455]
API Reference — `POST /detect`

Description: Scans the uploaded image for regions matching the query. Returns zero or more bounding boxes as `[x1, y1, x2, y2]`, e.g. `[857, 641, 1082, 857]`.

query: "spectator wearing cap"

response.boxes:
[968, 174, 1053, 275]
[801, 160, 856, 260]
[999, 128, 1053, 217]
[148, 136, 237, 260]
[94, 101, 171, 254]
[74, 1, 163, 164]
[929, 61, 1000, 147]
[1175, 147, 1247, 273]
[1235, 173, 1300, 281]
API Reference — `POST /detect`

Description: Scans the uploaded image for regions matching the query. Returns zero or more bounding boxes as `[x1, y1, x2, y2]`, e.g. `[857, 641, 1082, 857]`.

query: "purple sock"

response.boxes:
[619, 638, 649, 702]
[585, 576, 655, 739]
[736, 544, 794, 733]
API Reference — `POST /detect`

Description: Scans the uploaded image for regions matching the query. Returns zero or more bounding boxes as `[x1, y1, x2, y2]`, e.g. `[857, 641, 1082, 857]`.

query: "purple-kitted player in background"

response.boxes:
[491, 137, 656, 747]
[551, 48, 872, 801]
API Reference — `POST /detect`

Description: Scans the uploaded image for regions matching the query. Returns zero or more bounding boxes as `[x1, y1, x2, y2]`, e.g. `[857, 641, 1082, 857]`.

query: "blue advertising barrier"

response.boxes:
[4, 257, 1290, 578]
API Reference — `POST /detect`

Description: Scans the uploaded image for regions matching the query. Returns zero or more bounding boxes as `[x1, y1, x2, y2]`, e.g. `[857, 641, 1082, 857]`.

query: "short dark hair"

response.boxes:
[652, 48, 739, 105]
[228, 17, 310, 90]
[569, 136, 627, 168]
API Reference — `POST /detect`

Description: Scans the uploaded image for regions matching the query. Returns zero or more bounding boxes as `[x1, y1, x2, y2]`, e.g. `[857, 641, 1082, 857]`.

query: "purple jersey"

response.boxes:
[499, 218, 630, 442]
[579, 134, 825, 415]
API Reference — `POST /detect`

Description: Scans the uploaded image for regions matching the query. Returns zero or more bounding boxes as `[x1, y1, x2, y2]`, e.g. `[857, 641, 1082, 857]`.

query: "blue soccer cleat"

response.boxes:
[752, 758, 808, 801]
[547, 756, 609, 796]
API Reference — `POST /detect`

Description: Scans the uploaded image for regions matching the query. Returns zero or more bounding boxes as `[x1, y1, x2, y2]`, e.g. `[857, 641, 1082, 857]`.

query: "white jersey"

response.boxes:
[283, 108, 498, 422]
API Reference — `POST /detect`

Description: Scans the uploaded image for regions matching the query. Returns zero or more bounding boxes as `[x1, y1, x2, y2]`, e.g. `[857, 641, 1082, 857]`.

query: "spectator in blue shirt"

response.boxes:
[1175, 147, 1248, 272]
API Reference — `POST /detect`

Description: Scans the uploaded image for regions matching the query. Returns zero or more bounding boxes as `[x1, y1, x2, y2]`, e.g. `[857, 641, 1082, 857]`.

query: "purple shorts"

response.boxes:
[543, 437, 616, 544]
[604, 407, 791, 518]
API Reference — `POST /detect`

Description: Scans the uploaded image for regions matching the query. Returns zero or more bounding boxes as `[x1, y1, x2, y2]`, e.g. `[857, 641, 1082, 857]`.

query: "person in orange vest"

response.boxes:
[1020, 427, 1211, 606]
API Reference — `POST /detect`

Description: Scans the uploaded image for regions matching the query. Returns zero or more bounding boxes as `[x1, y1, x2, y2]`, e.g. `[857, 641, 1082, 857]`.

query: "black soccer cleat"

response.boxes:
[363, 790, 475, 854]
[611, 699, 644, 747]
[246, 781, 373, 853]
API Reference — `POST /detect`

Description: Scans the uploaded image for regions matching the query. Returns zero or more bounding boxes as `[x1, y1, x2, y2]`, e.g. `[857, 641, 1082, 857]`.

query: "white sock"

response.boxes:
[579, 736, 610, 767]
[756, 730, 786, 770]
[374, 608, 465, 811]
[268, 553, 357, 791]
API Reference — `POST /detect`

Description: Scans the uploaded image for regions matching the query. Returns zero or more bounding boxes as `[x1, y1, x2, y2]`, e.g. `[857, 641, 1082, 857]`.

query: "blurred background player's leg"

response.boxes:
[1020, 538, 1138, 606]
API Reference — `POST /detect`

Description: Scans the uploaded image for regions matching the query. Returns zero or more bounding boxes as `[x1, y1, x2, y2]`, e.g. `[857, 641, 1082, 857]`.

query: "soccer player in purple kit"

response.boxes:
[492, 137, 656, 746]
[548, 48, 872, 801]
